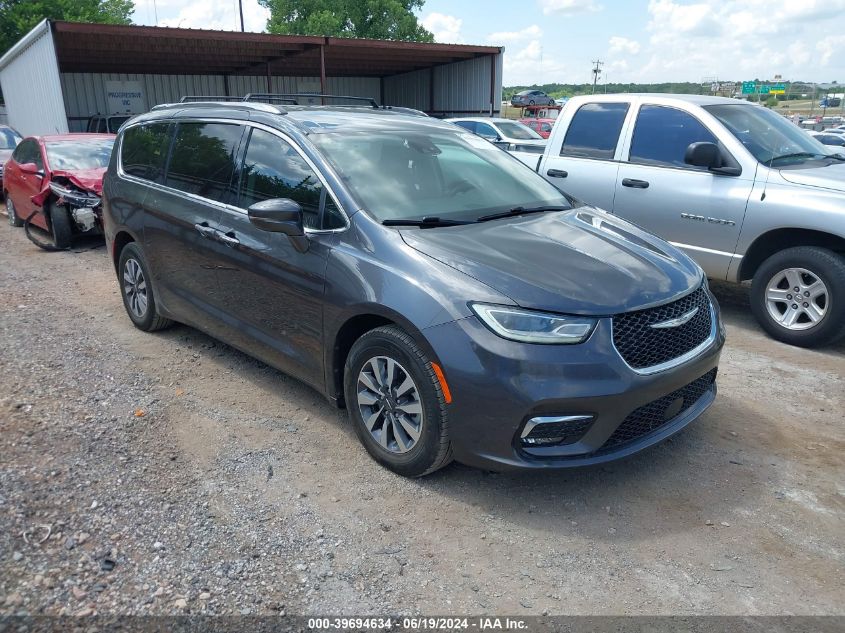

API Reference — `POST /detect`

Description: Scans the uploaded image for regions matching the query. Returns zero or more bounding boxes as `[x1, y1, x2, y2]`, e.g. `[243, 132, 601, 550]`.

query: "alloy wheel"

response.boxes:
[356, 355, 423, 454]
[123, 258, 149, 319]
[6, 198, 15, 226]
[765, 267, 828, 331]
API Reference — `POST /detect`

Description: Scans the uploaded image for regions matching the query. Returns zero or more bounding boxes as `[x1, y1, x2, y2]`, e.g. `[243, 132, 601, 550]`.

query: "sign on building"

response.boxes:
[105, 80, 145, 114]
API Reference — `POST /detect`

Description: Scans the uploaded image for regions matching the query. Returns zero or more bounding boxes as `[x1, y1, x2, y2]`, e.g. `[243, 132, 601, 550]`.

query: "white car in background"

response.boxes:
[446, 117, 546, 167]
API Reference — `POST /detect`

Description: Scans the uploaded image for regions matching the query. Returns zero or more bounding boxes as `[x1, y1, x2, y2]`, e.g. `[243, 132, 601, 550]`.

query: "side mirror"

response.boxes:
[684, 142, 742, 176]
[19, 162, 43, 177]
[247, 198, 309, 252]
[684, 142, 721, 168]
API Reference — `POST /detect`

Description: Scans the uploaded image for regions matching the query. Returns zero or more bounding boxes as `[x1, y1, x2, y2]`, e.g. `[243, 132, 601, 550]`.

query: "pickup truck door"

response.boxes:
[541, 101, 631, 212]
[612, 103, 754, 279]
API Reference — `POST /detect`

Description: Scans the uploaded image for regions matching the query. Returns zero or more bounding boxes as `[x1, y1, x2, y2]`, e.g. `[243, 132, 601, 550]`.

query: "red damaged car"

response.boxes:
[3, 133, 115, 248]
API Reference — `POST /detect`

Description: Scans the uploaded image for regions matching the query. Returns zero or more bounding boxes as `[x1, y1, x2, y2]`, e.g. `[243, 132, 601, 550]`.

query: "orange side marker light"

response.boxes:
[430, 362, 452, 404]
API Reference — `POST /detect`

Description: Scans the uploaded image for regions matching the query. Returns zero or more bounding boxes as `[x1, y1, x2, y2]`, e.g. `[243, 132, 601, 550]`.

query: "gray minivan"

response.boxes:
[102, 99, 724, 476]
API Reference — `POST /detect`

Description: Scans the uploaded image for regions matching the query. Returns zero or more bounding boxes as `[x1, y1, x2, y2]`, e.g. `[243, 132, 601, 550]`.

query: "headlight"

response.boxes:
[471, 303, 596, 344]
[49, 182, 101, 207]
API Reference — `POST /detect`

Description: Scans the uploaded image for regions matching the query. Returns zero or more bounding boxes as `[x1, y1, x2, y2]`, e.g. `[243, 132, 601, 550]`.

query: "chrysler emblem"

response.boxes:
[650, 307, 699, 329]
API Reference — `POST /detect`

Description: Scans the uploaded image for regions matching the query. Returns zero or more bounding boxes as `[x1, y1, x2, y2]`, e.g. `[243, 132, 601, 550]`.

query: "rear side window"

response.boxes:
[561, 102, 629, 159]
[237, 128, 344, 230]
[453, 121, 476, 133]
[629, 105, 717, 168]
[121, 123, 172, 183]
[166, 122, 244, 203]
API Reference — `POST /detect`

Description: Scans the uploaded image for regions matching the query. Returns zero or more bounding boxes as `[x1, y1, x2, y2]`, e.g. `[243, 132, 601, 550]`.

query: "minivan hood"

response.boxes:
[400, 208, 702, 315]
[779, 162, 845, 193]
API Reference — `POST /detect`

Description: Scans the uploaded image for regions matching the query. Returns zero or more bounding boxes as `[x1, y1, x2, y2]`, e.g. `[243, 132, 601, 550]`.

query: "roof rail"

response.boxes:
[179, 96, 244, 103]
[244, 93, 380, 108]
[154, 100, 288, 115]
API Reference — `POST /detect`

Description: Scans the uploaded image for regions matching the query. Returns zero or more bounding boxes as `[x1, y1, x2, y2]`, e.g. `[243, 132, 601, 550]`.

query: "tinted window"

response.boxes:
[13, 139, 42, 168]
[561, 102, 629, 159]
[46, 139, 114, 170]
[121, 123, 172, 183]
[475, 122, 498, 139]
[0, 128, 21, 150]
[166, 122, 243, 203]
[453, 121, 476, 133]
[629, 105, 717, 168]
[237, 128, 343, 230]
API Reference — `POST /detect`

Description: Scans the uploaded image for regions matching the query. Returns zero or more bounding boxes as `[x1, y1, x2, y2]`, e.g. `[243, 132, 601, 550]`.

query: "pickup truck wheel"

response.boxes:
[6, 195, 23, 227]
[344, 325, 452, 477]
[750, 247, 845, 347]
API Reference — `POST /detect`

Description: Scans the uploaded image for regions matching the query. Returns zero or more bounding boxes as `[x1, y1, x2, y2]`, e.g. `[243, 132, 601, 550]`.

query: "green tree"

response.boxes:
[0, 0, 133, 57]
[259, 0, 434, 42]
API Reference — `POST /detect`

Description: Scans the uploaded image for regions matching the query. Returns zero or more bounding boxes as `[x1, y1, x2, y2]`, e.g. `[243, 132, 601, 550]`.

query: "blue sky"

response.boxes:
[132, 0, 845, 86]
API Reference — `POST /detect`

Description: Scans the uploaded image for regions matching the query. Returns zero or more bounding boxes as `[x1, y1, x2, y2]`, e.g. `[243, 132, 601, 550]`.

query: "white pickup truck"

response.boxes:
[532, 93, 845, 347]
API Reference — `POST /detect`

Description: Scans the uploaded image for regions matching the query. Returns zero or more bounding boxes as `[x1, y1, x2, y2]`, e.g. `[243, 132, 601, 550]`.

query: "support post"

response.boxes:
[266, 61, 271, 92]
[320, 44, 327, 105]
[490, 54, 496, 116]
[429, 67, 435, 114]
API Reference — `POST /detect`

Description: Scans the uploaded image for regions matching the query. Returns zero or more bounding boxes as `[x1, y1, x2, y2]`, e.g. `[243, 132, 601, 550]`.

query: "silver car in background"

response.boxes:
[447, 117, 546, 167]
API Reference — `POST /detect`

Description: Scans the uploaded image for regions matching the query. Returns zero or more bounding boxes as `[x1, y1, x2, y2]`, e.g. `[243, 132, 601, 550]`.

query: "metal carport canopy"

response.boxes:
[51, 21, 502, 78]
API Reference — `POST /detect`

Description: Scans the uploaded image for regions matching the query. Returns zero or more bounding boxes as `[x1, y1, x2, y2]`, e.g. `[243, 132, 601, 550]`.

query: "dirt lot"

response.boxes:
[1, 213, 843, 617]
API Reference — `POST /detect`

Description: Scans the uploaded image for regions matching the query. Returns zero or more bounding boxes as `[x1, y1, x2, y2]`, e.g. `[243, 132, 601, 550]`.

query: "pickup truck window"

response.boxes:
[703, 104, 829, 165]
[561, 102, 629, 159]
[629, 105, 717, 169]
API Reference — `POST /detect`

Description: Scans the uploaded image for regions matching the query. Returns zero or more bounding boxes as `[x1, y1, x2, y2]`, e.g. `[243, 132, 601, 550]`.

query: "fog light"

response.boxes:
[520, 414, 595, 447]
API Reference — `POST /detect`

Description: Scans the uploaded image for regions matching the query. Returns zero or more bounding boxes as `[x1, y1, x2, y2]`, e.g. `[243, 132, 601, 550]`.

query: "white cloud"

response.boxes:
[538, 0, 601, 16]
[608, 36, 640, 56]
[488, 25, 542, 43]
[134, 0, 269, 32]
[619, 0, 845, 83]
[421, 12, 464, 44]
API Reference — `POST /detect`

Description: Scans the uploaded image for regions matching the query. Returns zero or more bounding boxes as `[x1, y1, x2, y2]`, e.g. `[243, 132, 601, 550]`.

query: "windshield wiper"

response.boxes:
[475, 205, 567, 223]
[767, 152, 829, 163]
[382, 216, 474, 227]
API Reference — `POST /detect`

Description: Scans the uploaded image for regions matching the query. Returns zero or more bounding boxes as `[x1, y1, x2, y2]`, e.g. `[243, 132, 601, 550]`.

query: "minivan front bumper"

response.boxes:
[423, 293, 725, 471]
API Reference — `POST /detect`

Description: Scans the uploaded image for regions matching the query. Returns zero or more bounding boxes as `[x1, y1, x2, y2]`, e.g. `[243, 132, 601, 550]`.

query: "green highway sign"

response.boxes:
[742, 82, 786, 95]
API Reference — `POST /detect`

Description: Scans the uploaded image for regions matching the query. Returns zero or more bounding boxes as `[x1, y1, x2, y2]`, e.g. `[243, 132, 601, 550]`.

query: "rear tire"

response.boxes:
[118, 242, 174, 332]
[6, 194, 23, 227]
[750, 246, 845, 347]
[48, 202, 72, 249]
[344, 325, 452, 477]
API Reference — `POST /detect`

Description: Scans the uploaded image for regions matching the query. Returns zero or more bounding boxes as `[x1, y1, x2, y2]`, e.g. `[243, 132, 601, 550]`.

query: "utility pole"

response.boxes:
[238, 0, 245, 32]
[591, 60, 603, 94]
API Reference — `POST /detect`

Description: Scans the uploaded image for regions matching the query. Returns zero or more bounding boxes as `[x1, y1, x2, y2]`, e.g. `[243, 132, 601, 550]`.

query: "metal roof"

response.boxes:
[49, 21, 502, 78]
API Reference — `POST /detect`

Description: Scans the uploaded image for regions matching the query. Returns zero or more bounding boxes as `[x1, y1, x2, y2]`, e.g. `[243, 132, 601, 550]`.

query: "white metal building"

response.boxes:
[0, 20, 504, 136]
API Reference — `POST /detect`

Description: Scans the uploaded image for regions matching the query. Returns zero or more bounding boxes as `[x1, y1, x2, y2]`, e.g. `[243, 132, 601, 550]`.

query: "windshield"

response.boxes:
[0, 128, 22, 150]
[45, 139, 114, 171]
[704, 104, 830, 164]
[310, 128, 569, 222]
[497, 121, 542, 140]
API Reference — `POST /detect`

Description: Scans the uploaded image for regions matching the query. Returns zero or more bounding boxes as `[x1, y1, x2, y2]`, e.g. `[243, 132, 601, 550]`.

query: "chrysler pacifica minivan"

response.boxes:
[102, 99, 724, 476]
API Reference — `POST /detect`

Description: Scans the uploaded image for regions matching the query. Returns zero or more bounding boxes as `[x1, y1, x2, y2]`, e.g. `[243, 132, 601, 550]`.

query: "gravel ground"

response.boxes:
[1, 213, 843, 617]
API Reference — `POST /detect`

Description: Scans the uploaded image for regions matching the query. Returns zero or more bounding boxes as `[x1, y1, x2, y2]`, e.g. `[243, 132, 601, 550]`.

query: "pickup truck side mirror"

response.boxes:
[684, 142, 742, 176]
[247, 198, 309, 252]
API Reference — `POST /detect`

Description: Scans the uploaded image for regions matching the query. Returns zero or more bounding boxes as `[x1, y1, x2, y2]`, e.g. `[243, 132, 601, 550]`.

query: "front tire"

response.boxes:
[750, 246, 845, 347]
[6, 195, 23, 227]
[48, 202, 72, 249]
[118, 242, 174, 332]
[344, 326, 452, 477]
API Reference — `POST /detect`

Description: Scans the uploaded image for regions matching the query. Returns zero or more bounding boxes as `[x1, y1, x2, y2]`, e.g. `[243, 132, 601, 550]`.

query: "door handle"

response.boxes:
[546, 169, 568, 178]
[216, 231, 240, 248]
[194, 222, 217, 239]
[622, 178, 649, 189]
